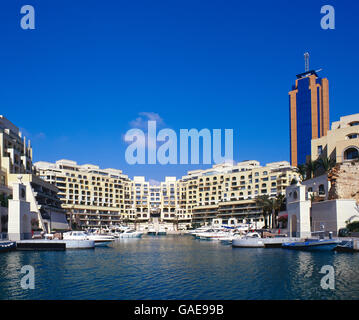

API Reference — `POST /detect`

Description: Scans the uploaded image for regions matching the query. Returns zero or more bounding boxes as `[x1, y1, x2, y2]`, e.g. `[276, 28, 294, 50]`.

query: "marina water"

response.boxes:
[1, 235, 359, 300]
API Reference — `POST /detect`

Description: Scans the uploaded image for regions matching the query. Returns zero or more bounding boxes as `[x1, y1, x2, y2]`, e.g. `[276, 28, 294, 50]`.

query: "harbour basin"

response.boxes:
[0, 235, 359, 300]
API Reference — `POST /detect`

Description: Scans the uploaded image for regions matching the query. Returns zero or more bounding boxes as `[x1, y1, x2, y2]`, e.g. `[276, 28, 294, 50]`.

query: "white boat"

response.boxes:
[188, 226, 212, 236]
[219, 232, 245, 244]
[63, 231, 88, 241]
[63, 239, 95, 249]
[199, 229, 232, 241]
[195, 228, 222, 239]
[63, 231, 114, 247]
[119, 229, 143, 238]
[87, 233, 116, 246]
[62, 231, 95, 249]
[232, 232, 264, 248]
[147, 226, 157, 235]
[157, 226, 167, 236]
[232, 232, 298, 248]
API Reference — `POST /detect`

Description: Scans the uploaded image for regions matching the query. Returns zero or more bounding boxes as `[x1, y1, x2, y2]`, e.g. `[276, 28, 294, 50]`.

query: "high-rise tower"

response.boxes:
[289, 54, 330, 167]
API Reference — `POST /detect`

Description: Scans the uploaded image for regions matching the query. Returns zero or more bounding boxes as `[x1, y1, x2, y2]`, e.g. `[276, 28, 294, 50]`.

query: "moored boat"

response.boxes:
[119, 229, 143, 238]
[147, 226, 157, 235]
[0, 241, 16, 252]
[87, 233, 115, 246]
[232, 232, 265, 248]
[157, 226, 167, 236]
[282, 238, 341, 251]
[63, 239, 95, 249]
[63, 231, 114, 247]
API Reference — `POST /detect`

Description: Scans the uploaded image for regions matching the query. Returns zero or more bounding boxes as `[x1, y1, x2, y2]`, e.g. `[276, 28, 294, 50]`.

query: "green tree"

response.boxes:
[295, 164, 307, 181]
[305, 160, 319, 179]
[273, 194, 286, 228]
[317, 156, 336, 173]
[255, 195, 272, 229]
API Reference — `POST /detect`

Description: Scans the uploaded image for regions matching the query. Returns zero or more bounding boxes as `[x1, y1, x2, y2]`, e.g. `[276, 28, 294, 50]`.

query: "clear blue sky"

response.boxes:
[1, 0, 358, 182]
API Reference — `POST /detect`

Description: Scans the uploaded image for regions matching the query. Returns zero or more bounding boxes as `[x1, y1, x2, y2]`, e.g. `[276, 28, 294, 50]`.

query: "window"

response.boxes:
[317, 145, 323, 155]
[319, 184, 325, 195]
[349, 121, 359, 127]
[344, 147, 359, 160]
[347, 134, 358, 140]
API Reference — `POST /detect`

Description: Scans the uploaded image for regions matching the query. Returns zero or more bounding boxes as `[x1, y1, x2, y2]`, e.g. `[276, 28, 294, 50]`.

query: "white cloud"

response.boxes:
[148, 179, 161, 186]
[129, 112, 164, 129]
[123, 112, 165, 146]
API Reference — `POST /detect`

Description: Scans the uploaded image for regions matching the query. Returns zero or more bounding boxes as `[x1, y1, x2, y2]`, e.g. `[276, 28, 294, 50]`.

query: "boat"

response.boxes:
[199, 229, 231, 241]
[147, 226, 157, 235]
[87, 233, 116, 246]
[195, 228, 218, 239]
[119, 229, 143, 238]
[282, 238, 341, 251]
[334, 240, 356, 252]
[157, 226, 167, 236]
[232, 232, 265, 248]
[188, 226, 212, 236]
[0, 241, 16, 252]
[63, 231, 88, 241]
[63, 231, 114, 247]
[219, 231, 245, 244]
[63, 239, 95, 249]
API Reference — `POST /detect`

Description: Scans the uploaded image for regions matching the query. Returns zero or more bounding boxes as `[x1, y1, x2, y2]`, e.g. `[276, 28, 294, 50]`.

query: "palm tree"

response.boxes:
[317, 156, 336, 173]
[305, 160, 319, 179]
[273, 194, 286, 228]
[255, 195, 272, 229]
[296, 164, 307, 181]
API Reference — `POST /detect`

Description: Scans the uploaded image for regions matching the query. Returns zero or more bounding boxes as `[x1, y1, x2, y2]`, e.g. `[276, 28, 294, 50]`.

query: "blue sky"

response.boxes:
[1, 0, 358, 182]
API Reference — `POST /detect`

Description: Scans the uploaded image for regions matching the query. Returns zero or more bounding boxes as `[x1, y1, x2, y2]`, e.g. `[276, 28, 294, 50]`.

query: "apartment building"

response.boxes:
[0, 115, 67, 234]
[178, 161, 299, 227]
[35, 160, 134, 229]
[160, 177, 191, 228]
[311, 113, 359, 163]
[132, 176, 150, 223]
[0, 115, 33, 175]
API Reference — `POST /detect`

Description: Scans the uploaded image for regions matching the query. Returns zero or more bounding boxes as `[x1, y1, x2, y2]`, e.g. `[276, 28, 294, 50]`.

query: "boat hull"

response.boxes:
[120, 233, 143, 238]
[282, 240, 340, 251]
[232, 238, 265, 248]
[64, 240, 95, 249]
[0, 241, 16, 252]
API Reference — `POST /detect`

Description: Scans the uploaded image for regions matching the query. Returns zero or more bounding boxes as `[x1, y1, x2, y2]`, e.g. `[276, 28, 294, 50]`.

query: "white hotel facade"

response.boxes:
[35, 159, 299, 230]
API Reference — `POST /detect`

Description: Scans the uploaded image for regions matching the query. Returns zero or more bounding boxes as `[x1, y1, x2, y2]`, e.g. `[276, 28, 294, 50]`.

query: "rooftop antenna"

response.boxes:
[304, 52, 310, 72]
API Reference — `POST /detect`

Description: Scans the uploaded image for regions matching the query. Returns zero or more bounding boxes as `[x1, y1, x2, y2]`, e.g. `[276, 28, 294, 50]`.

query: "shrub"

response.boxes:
[346, 221, 359, 232]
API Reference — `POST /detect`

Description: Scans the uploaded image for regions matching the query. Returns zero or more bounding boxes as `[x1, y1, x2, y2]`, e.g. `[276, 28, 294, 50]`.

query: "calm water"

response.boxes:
[0, 235, 359, 300]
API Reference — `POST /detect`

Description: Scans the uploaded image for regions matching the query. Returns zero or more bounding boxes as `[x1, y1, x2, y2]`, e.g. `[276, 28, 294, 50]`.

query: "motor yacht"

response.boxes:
[63, 231, 114, 247]
[147, 226, 157, 235]
[119, 229, 143, 238]
[232, 232, 264, 248]
[157, 226, 167, 236]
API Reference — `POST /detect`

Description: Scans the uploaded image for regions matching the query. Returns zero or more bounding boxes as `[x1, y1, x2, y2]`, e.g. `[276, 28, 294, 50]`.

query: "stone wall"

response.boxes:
[328, 161, 359, 203]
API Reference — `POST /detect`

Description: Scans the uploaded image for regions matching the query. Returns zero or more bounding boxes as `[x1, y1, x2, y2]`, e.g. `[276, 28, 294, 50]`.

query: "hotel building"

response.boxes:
[35, 159, 298, 229]
[35, 160, 134, 228]
[311, 113, 359, 163]
[289, 70, 330, 167]
[179, 161, 299, 227]
[35, 161, 193, 229]
[0, 115, 68, 235]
